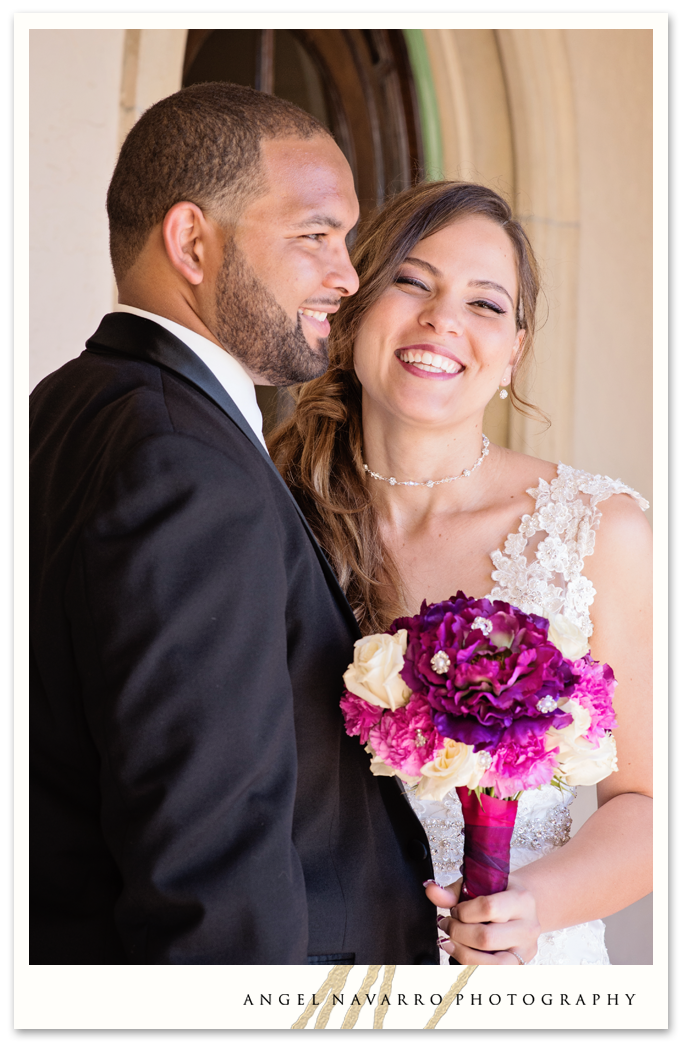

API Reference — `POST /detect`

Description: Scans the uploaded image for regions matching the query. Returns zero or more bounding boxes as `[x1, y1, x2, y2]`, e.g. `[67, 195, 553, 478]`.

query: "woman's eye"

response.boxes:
[470, 298, 506, 315]
[302, 233, 327, 242]
[394, 275, 428, 291]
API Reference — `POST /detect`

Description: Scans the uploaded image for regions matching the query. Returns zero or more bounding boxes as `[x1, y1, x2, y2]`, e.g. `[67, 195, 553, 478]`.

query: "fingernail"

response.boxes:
[438, 939, 454, 954]
[436, 915, 446, 927]
[436, 936, 451, 947]
[423, 880, 442, 888]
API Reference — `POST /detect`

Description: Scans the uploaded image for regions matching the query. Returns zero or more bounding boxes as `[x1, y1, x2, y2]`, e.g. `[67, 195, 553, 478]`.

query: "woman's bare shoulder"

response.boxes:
[492, 445, 558, 492]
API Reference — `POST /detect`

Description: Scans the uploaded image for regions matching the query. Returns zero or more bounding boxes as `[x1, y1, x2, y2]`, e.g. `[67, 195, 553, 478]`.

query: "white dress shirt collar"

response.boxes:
[113, 304, 267, 450]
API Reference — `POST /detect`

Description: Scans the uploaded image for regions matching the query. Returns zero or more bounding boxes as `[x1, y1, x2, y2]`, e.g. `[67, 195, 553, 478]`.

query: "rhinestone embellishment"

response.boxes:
[537, 696, 558, 714]
[415, 729, 428, 748]
[471, 616, 493, 637]
[476, 750, 493, 769]
[430, 650, 451, 675]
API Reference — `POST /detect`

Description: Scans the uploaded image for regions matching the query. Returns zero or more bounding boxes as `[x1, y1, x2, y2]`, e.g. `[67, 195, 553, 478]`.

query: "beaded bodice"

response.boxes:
[407, 464, 648, 964]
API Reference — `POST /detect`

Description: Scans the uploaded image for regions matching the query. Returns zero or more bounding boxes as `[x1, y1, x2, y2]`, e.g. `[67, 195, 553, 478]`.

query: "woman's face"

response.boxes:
[353, 214, 525, 429]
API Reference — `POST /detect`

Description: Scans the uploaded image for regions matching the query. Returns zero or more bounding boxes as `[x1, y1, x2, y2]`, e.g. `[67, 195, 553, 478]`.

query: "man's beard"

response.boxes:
[210, 237, 330, 387]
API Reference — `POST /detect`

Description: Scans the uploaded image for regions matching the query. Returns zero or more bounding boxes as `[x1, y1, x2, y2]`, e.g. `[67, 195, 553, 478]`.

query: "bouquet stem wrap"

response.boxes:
[456, 787, 518, 900]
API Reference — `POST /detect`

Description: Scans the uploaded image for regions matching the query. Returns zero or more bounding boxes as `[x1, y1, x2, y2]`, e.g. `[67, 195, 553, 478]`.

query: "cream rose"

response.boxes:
[546, 699, 617, 785]
[547, 613, 590, 661]
[557, 733, 619, 786]
[343, 629, 412, 709]
[415, 739, 486, 801]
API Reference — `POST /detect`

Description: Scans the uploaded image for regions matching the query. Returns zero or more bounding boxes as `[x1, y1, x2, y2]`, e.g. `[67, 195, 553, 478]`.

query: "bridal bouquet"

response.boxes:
[341, 591, 618, 899]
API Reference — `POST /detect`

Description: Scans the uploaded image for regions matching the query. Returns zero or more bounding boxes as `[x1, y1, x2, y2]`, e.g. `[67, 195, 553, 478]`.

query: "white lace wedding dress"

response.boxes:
[405, 463, 649, 965]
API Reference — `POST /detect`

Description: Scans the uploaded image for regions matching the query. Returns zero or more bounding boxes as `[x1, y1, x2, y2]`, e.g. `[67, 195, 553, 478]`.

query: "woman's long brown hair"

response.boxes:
[269, 181, 542, 634]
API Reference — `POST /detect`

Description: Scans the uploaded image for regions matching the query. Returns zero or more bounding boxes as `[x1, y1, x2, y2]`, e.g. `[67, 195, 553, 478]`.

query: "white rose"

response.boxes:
[547, 613, 590, 661]
[556, 733, 619, 786]
[343, 629, 412, 709]
[415, 739, 485, 801]
[546, 700, 617, 786]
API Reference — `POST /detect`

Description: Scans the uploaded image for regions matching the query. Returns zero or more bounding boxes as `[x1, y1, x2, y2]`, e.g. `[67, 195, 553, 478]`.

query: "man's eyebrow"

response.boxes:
[403, 258, 515, 307]
[288, 214, 346, 231]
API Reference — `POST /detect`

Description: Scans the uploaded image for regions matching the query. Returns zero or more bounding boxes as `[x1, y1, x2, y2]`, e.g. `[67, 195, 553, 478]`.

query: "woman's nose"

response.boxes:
[418, 298, 462, 337]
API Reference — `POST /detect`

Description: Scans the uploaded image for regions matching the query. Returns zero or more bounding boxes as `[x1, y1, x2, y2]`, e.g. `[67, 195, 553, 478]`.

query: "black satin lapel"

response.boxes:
[85, 313, 360, 636]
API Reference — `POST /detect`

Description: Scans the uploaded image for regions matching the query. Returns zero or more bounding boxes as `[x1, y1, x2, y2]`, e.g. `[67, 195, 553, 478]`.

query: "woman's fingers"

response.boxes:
[439, 915, 539, 955]
[438, 939, 529, 965]
[451, 883, 536, 924]
[424, 877, 462, 910]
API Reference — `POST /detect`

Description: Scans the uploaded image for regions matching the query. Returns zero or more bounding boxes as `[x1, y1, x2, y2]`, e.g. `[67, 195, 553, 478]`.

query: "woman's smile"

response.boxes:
[395, 343, 464, 378]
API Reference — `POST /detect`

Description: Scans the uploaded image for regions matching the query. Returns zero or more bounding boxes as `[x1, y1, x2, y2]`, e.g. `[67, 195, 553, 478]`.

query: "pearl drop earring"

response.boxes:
[499, 388, 508, 400]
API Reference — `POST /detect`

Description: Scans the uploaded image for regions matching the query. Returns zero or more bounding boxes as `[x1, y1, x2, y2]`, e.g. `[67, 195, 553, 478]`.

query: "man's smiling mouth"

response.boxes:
[298, 308, 329, 322]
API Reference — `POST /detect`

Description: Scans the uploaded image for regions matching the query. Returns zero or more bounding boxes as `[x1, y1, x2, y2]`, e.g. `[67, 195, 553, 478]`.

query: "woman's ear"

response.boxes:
[161, 201, 212, 287]
[503, 329, 526, 385]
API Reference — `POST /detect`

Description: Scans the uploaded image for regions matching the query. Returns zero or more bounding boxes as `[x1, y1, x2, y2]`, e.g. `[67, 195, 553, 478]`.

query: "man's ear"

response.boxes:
[161, 201, 213, 287]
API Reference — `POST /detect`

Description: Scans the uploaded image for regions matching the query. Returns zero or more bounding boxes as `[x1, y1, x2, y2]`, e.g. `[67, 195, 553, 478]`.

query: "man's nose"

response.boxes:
[323, 244, 359, 298]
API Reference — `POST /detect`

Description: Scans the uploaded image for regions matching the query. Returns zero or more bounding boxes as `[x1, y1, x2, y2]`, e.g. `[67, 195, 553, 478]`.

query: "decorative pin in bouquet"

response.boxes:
[341, 592, 619, 903]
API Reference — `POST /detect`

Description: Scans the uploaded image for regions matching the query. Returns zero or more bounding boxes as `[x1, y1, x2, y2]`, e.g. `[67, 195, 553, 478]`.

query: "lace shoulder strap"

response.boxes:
[488, 463, 649, 638]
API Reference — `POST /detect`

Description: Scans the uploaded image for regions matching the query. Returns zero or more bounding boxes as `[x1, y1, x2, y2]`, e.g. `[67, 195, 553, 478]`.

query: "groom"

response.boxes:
[30, 83, 438, 964]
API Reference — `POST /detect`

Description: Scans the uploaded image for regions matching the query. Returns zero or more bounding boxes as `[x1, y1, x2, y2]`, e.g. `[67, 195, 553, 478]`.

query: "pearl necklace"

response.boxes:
[363, 434, 490, 488]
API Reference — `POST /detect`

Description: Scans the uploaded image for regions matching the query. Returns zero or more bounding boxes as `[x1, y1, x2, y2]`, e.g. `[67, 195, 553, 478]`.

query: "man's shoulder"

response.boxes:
[30, 346, 273, 490]
[31, 345, 159, 405]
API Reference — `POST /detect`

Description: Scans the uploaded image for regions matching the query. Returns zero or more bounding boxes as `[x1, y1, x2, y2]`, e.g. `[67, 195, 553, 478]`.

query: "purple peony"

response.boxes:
[368, 694, 445, 778]
[392, 592, 576, 751]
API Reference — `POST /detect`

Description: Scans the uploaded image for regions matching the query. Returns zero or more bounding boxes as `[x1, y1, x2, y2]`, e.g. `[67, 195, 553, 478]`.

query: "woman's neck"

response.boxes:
[361, 405, 491, 513]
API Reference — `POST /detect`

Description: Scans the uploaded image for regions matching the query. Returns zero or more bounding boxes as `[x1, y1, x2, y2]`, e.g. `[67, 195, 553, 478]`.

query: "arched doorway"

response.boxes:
[183, 28, 424, 218]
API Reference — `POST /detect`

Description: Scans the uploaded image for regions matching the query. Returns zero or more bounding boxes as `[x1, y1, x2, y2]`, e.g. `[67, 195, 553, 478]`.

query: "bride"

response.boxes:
[269, 181, 652, 965]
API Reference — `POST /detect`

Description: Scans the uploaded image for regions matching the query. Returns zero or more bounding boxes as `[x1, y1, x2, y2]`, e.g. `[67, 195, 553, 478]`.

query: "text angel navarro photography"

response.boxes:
[242, 991, 638, 1008]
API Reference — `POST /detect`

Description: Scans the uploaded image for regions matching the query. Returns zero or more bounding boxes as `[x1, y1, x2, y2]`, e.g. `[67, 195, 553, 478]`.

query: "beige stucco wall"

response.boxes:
[29, 28, 187, 391]
[30, 29, 124, 390]
[566, 29, 653, 506]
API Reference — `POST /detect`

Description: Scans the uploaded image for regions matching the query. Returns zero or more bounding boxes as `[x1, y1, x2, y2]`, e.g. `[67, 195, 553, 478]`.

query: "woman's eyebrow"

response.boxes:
[403, 256, 442, 277]
[469, 279, 515, 307]
[402, 259, 515, 308]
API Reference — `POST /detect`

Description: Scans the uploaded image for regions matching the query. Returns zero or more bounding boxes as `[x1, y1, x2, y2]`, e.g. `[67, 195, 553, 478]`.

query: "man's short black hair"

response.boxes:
[106, 81, 331, 282]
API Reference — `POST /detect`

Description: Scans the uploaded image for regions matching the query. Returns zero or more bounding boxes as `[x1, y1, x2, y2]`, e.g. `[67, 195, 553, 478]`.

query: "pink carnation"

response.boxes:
[481, 729, 560, 797]
[369, 695, 445, 778]
[340, 691, 383, 744]
[569, 657, 618, 743]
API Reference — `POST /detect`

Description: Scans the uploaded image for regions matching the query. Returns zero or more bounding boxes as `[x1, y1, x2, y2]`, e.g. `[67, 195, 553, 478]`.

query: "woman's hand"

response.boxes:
[426, 876, 541, 965]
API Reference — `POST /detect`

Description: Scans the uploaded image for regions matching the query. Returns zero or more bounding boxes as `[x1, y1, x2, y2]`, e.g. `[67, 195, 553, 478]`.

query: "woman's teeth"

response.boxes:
[397, 349, 462, 374]
[299, 309, 328, 322]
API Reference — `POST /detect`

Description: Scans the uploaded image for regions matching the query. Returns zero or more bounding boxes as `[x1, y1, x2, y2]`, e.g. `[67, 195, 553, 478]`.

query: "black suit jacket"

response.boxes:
[30, 312, 438, 964]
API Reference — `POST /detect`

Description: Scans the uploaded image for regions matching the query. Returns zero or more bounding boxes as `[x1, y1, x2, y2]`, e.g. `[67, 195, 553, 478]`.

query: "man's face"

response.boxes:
[210, 135, 360, 386]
